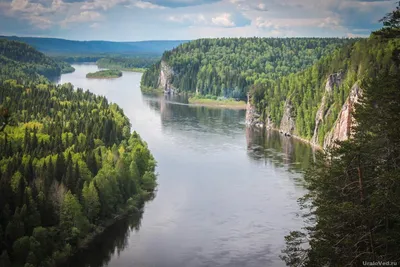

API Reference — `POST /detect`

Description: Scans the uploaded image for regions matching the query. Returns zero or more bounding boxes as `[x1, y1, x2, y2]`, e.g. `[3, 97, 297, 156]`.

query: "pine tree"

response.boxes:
[282, 47, 400, 266]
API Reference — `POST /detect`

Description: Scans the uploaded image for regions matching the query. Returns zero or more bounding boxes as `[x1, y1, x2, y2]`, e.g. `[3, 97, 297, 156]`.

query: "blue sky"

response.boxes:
[0, 0, 397, 41]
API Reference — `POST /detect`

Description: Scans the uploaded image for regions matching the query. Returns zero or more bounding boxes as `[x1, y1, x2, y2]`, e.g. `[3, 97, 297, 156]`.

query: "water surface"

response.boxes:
[58, 64, 312, 267]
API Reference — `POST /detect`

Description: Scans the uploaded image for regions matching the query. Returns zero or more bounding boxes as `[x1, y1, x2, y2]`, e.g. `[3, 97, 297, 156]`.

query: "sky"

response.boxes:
[0, 0, 397, 41]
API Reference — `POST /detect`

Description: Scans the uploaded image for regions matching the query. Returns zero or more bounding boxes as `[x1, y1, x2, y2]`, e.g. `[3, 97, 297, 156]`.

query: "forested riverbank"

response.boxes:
[0, 40, 157, 267]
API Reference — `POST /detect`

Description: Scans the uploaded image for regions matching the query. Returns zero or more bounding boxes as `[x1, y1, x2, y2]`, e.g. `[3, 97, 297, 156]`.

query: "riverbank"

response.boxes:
[97, 65, 147, 73]
[141, 86, 164, 95]
[86, 70, 123, 79]
[63, 190, 156, 266]
[188, 96, 247, 109]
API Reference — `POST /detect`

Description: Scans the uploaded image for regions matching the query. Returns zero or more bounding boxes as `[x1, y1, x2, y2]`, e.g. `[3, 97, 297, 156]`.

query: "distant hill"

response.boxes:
[0, 36, 188, 56]
[0, 39, 62, 80]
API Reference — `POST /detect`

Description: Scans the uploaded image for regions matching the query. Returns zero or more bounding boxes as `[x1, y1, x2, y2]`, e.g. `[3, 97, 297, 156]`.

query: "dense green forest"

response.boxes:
[251, 36, 399, 144]
[0, 40, 75, 79]
[53, 60, 75, 74]
[0, 40, 157, 266]
[96, 57, 159, 72]
[141, 38, 356, 98]
[86, 70, 123, 79]
[0, 40, 61, 79]
[52, 55, 103, 63]
[282, 4, 400, 266]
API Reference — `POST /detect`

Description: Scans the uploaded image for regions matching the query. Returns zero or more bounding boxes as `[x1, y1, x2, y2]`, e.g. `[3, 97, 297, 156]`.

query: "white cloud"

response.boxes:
[11, 0, 29, 11]
[90, 22, 101, 28]
[168, 12, 236, 27]
[168, 14, 207, 24]
[130, 0, 166, 9]
[211, 13, 235, 27]
[81, 0, 130, 11]
[62, 11, 102, 26]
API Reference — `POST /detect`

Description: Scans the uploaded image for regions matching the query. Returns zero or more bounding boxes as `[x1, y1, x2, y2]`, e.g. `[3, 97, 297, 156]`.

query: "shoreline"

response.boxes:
[189, 102, 247, 110]
[249, 123, 323, 151]
[86, 76, 122, 79]
[64, 191, 156, 266]
[188, 97, 247, 110]
[97, 66, 147, 73]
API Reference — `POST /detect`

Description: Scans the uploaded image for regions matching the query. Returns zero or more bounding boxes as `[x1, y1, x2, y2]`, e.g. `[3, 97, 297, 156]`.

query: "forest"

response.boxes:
[251, 36, 399, 144]
[86, 70, 123, 79]
[282, 4, 400, 266]
[0, 40, 76, 80]
[140, 38, 357, 98]
[96, 56, 159, 72]
[0, 39, 157, 267]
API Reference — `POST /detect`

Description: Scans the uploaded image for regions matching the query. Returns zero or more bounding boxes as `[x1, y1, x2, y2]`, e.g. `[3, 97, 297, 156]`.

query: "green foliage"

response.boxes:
[282, 28, 400, 265]
[54, 59, 75, 74]
[82, 182, 100, 223]
[86, 69, 123, 79]
[141, 38, 356, 98]
[373, 1, 400, 38]
[97, 56, 159, 71]
[0, 39, 157, 266]
[250, 36, 400, 143]
[0, 39, 61, 80]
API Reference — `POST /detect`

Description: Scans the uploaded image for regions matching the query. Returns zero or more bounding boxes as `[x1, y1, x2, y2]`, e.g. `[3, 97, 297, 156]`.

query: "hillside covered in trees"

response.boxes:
[96, 56, 159, 72]
[0, 40, 75, 80]
[140, 38, 356, 98]
[0, 40, 157, 266]
[282, 4, 400, 266]
[251, 36, 399, 146]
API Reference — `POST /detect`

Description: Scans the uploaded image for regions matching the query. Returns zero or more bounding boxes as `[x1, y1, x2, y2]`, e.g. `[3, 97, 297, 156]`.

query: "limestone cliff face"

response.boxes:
[311, 72, 344, 145]
[245, 94, 263, 127]
[158, 60, 175, 92]
[323, 82, 362, 149]
[279, 99, 296, 136]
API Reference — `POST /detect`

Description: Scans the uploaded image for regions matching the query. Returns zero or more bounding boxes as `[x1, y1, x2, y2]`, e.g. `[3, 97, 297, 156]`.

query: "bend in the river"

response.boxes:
[58, 64, 313, 267]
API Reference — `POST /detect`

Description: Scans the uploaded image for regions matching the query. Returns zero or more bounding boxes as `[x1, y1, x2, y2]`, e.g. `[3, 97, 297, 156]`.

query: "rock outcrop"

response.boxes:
[158, 60, 175, 93]
[279, 99, 296, 136]
[311, 72, 344, 145]
[323, 82, 362, 149]
[245, 94, 263, 127]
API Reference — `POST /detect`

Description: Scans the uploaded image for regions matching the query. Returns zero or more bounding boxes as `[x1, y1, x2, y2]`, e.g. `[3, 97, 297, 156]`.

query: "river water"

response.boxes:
[57, 64, 313, 267]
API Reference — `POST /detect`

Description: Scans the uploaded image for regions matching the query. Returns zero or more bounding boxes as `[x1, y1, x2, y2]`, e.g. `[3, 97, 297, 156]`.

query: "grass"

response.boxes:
[188, 95, 246, 109]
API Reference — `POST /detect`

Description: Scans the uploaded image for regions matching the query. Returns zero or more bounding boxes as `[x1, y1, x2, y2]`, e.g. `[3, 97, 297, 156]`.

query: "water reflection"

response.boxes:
[246, 127, 314, 173]
[67, 213, 143, 267]
[144, 95, 245, 135]
[58, 65, 313, 267]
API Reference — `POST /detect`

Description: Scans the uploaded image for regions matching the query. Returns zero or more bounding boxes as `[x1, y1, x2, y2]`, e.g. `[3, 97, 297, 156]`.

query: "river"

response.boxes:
[57, 64, 313, 267]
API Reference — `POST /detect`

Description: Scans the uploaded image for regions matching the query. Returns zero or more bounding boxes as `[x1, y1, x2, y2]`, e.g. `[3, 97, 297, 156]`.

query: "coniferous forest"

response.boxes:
[280, 5, 400, 266]
[141, 38, 356, 98]
[0, 40, 157, 266]
[0, 2, 399, 267]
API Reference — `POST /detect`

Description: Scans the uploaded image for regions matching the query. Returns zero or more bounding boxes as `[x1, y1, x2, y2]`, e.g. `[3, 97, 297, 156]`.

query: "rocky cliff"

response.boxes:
[311, 72, 344, 145]
[245, 94, 263, 127]
[279, 99, 296, 136]
[158, 60, 175, 92]
[246, 73, 362, 150]
[323, 82, 362, 149]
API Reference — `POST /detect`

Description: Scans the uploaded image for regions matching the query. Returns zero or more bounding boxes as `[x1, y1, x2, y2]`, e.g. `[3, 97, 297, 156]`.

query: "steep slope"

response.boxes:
[249, 36, 400, 148]
[0, 38, 157, 266]
[0, 39, 62, 79]
[141, 38, 357, 98]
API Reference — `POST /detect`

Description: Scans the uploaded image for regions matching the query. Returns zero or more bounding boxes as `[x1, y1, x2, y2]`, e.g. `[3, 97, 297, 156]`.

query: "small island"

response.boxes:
[86, 69, 123, 79]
